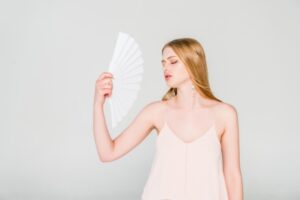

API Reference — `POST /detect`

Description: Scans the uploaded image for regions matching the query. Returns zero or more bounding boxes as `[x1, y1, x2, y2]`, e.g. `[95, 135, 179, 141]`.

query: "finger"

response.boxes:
[99, 72, 114, 80]
[103, 88, 112, 96]
[96, 76, 113, 85]
[102, 84, 112, 89]
[102, 78, 113, 86]
[98, 75, 113, 83]
[101, 80, 113, 88]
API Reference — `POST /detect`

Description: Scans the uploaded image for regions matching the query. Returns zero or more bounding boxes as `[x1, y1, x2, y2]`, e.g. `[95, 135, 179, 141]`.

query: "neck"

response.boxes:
[174, 82, 208, 110]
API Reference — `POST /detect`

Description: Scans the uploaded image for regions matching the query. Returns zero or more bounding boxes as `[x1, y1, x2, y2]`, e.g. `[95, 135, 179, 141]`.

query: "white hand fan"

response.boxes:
[107, 32, 144, 129]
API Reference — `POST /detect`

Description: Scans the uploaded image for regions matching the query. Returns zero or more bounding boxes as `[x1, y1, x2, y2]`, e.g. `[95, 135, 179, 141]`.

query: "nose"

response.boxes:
[162, 64, 169, 71]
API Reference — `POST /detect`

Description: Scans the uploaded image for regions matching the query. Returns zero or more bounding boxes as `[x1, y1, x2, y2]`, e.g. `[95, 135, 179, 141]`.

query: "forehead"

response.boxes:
[162, 46, 177, 58]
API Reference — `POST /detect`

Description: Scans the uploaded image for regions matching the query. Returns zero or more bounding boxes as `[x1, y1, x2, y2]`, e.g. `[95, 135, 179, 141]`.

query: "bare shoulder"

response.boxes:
[212, 101, 239, 129]
[209, 101, 238, 142]
[139, 100, 166, 124]
[214, 102, 238, 120]
[140, 99, 168, 130]
[142, 100, 165, 114]
[215, 102, 237, 116]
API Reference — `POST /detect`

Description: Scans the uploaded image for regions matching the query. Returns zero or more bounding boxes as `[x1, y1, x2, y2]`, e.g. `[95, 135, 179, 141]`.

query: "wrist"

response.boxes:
[93, 101, 104, 109]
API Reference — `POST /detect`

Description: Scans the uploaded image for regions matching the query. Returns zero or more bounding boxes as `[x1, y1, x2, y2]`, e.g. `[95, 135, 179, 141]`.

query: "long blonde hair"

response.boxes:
[161, 38, 222, 102]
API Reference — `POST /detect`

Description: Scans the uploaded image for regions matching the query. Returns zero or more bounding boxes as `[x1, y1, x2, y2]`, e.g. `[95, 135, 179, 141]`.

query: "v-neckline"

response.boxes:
[158, 121, 216, 145]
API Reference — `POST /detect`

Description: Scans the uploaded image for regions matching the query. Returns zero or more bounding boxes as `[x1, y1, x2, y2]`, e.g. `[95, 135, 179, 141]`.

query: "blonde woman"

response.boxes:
[93, 38, 244, 200]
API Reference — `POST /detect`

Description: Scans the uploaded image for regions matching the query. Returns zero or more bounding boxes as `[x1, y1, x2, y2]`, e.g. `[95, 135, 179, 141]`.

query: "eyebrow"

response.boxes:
[161, 56, 177, 63]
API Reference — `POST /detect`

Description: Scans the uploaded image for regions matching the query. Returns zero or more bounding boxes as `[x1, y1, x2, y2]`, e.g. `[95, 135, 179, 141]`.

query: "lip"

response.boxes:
[164, 74, 172, 80]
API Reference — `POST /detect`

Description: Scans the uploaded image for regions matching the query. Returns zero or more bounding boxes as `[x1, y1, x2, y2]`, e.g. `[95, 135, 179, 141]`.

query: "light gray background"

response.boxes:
[1, 0, 299, 199]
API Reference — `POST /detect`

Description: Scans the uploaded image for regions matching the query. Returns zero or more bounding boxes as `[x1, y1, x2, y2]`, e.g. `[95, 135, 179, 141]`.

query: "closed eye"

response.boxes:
[171, 61, 178, 64]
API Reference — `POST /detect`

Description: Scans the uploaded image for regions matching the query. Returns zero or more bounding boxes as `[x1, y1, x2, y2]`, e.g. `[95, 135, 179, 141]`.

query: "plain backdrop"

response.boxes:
[1, 0, 300, 199]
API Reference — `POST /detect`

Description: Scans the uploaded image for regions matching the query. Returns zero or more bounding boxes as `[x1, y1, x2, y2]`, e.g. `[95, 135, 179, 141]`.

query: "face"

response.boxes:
[161, 46, 190, 87]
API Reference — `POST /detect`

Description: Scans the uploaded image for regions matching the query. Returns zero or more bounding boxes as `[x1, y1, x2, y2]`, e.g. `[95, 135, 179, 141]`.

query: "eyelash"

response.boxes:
[162, 60, 178, 67]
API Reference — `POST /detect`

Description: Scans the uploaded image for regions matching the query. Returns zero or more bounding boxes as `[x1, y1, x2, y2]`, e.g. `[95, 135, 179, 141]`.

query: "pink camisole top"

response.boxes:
[141, 110, 229, 200]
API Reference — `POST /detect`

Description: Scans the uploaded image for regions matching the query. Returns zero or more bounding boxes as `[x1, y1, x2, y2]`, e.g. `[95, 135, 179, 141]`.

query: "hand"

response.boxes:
[94, 72, 114, 106]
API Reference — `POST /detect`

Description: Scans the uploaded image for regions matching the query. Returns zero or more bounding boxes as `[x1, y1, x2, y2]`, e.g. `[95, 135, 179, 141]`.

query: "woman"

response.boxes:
[93, 37, 244, 200]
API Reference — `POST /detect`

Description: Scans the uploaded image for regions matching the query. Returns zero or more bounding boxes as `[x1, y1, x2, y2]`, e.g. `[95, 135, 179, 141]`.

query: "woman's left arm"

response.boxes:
[221, 104, 244, 200]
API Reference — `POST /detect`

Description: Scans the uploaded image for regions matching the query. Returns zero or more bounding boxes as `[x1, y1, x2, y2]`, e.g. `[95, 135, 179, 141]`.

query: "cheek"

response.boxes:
[170, 65, 190, 85]
[176, 64, 190, 79]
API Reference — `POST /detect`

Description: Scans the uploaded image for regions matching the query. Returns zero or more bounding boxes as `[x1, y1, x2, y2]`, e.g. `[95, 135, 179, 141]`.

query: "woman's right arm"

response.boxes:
[93, 72, 158, 162]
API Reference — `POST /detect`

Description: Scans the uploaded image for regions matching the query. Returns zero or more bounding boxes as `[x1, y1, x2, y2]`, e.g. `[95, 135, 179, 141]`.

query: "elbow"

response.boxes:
[97, 141, 115, 163]
[99, 154, 113, 163]
[99, 150, 117, 162]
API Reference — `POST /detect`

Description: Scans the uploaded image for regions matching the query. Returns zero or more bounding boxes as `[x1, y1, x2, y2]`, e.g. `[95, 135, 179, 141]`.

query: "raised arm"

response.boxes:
[93, 72, 158, 162]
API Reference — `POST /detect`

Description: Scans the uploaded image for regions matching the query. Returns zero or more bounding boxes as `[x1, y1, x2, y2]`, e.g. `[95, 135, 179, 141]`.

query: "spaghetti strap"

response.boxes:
[162, 103, 169, 127]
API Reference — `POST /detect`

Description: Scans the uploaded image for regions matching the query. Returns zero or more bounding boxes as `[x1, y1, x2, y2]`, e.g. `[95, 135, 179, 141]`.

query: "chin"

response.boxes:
[166, 83, 178, 88]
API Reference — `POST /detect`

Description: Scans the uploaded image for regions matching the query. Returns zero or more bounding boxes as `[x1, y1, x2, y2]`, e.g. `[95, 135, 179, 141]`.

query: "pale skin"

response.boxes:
[93, 47, 243, 200]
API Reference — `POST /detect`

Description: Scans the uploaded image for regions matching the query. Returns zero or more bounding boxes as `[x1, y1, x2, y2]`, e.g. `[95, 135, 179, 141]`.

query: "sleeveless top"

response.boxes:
[141, 106, 229, 200]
